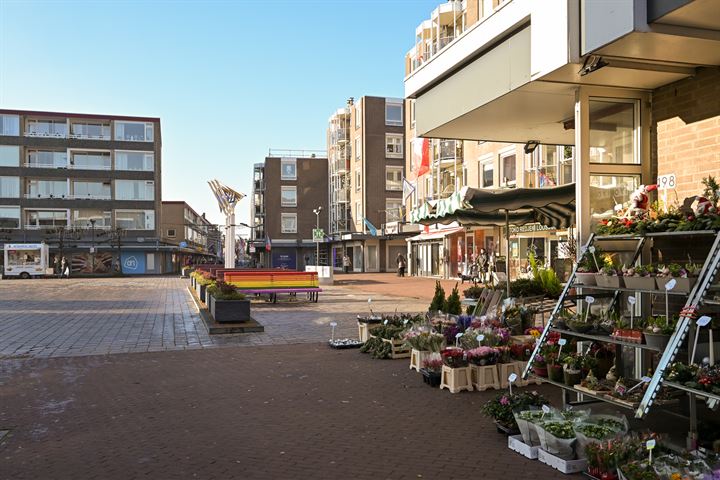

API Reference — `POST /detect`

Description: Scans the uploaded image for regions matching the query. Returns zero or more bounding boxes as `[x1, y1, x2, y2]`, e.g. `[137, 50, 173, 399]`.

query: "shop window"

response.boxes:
[501, 153, 516, 186]
[589, 174, 639, 229]
[589, 99, 638, 164]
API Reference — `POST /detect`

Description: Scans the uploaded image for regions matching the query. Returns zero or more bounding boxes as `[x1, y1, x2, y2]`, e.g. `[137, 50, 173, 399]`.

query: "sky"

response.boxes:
[0, 0, 441, 231]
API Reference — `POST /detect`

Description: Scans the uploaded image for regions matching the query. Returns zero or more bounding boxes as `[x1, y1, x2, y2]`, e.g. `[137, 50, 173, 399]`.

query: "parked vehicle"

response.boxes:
[3, 243, 50, 279]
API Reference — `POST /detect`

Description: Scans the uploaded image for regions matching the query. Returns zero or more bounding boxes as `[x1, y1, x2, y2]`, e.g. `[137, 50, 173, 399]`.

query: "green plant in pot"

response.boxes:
[428, 281, 446, 313]
[644, 315, 677, 350]
[547, 353, 564, 382]
[563, 353, 583, 386]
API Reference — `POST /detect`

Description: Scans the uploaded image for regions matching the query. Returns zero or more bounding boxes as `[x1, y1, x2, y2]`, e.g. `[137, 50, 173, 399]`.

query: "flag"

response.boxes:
[412, 138, 430, 177]
[265, 235, 271, 252]
[403, 178, 415, 202]
[363, 218, 378, 236]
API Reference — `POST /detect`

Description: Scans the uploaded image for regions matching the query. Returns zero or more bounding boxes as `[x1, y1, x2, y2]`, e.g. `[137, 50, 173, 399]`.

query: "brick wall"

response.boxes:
[652, 67, 720, 203]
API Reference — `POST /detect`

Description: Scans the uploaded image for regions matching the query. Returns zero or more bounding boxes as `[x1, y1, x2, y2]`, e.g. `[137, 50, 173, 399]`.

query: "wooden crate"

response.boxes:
[440, 365, 473, 393]
[409, 349, 432, 372]
[499, 362, 527, 388]
[471, 364, 500, 391]
[357, 321, 382, 342]
[381, 338, 411, 359]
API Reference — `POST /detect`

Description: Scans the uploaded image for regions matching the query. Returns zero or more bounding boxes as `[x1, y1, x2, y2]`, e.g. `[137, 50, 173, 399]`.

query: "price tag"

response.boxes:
[383, 319, 388, 325]
[628, 296, 636, 305]
[697, 316, 712, 327]
[665, 279, 677, 291]
[585, 296, 595, 304]
[588, 246, 596, 254]
[330, 321, 337, 327]
[646, 439, 656, 450]
[508, 373, 518, 383]
[641, 376, 652, 383]
[542, 405, 551, 414]
[403, 319, 409, 326]
[656, 174, 676, 191]
[455, 332, 463, 339]
[476, 334, 485, 342]
[558, 339, 567, 346]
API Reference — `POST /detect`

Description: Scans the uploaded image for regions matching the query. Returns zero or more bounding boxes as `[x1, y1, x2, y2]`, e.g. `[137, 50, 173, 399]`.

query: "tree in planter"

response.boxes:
[444, 283, 462, 315]
[428, 281, 446, 312]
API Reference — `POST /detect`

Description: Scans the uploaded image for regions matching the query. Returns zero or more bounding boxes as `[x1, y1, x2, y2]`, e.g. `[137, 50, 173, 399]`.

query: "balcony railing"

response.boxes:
[24, 131, 67, 139]
[23, 162, 68, 169]
[254, 181, 265, 191]
[69, 133, 111, 141]
[24, 193, 69, 200]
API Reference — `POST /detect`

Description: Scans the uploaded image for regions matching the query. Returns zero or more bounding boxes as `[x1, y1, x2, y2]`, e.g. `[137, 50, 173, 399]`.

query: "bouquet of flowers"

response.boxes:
[441, 347, 467, 368]
[421, 356, 444, 373]
[466, 346, 499, 366]
[481, 390, 548, 431]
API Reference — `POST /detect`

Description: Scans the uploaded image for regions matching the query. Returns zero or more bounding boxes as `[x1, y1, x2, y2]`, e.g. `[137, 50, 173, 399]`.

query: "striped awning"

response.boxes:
[410, 184, 576, 229]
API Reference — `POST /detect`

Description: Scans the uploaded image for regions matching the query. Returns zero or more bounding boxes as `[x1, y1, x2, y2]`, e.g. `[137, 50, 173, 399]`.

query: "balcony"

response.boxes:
[24, 193, 69, 200]
[254, 180, 265, 191]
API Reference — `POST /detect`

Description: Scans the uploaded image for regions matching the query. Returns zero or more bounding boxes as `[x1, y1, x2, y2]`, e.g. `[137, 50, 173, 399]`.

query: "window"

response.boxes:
[480, 159, 494, 188]
[385, 167, 403, 191]
[501, 153, 516, 186]
[26, 180, 68, 199]
[355, 103, 361, 129]
[355, 168, 361, 191]
[71, 209, 111, 228]
[71, 122, 110, 139]
[589, 175, 640, 230]
[25, 209, 68, 228]
[386, 134, 404, 158]
[0, 115, 20, 136]
[280, 158, 297, 180]
[167, 229, 176, 237]
[281, 186, 297, 207]
[0, 145, 19, 167]
[410, 100, 415, 128]
[385, 101, 403, 126]
[27, 150, 67, 168]
[115, 209, 155, 230]
[114, 121, 154, 142]
[385, 198, 403, 222]
[26, 119, 67, 137]
[115, 180, 154, 201]
[355, 201, 362, 223]
[0, 177, 20, 198]
[70, 151, 111, 170]
[589, 99, 638, 164]
[0, 206, 20, 228]
[281, 213, 297, 233]
[115, 151, 154, 171]
[72, 181, 111, 199]
[355, 137, 361, 161]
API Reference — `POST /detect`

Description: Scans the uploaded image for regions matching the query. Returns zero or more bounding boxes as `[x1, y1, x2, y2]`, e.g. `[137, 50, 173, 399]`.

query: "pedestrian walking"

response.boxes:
[478, 248, 489, 284]
[342, 254, 351, 274]
[396, 253, 406, 277]
[61, 257, 70, 279]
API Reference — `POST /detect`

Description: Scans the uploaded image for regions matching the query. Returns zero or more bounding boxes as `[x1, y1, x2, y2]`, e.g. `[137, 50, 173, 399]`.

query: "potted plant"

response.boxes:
[481, 390, 548, 434]
[596, 264, 623, 288]
[428, 281, 446, 314]
[547, 353, 564, 382]
[537, 421, 577, 460]
[466, 346, 499, 366]
[532, 352, 548, 377]
[420, 356, 443, 387]
[440, 347, 467, 368]
[206, 281, 250, 322]
[195, 272, 215, 304]
[563, 354, 583, 386]
[644, 315, 677, 350]
[622, 264, 656, 291]
[575, 247, 602, 286]
[656, 263, 699, 293]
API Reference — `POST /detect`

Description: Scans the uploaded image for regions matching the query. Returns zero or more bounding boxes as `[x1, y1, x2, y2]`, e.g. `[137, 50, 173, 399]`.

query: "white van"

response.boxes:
[3, 243, 50, 279]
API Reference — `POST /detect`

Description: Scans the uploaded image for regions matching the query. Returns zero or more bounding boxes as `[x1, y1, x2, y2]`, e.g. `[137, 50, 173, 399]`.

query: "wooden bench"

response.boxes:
[224, 271, 321, 303]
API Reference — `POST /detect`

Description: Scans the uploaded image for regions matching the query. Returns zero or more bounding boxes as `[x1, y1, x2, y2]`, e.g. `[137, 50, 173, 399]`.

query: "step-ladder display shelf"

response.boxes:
[662, 381, 720, 404]
[550, 328, 664, 352]
[530, 375, 636, 411]
[523, 230, 720, 422]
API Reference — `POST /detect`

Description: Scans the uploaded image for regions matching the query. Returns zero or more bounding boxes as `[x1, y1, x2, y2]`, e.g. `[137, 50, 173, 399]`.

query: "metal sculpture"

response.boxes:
[208, 180, 245, 268]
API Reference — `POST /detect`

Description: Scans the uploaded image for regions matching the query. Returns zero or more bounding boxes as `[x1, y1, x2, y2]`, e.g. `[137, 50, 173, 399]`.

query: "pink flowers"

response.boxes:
[499, 396, 510, 405]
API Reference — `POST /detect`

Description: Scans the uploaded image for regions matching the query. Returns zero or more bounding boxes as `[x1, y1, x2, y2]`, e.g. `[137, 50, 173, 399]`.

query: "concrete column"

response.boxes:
[574, 87, 591, 249]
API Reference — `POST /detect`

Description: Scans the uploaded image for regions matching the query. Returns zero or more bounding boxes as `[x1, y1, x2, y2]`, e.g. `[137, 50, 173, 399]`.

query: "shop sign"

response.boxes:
[509, 223, 556, 235]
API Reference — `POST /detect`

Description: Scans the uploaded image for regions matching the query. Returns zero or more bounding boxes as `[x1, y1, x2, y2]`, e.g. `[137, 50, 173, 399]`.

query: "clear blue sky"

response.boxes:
[0, 0, 440, 230]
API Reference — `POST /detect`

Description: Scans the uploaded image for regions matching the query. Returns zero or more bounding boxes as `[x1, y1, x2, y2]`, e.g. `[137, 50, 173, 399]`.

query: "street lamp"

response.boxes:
[312, 206, 322, 267]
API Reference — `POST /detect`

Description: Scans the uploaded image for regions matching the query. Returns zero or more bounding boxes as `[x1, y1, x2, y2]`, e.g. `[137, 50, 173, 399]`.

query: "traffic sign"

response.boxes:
[313, 228, 325, 242]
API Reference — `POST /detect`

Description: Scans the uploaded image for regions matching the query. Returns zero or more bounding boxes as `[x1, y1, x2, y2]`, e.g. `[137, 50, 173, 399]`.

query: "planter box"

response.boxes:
[508, 435, 539, 460]
[537, 449, 587, 474]
[210, 295, 251, 323]
[196, 283, 207, 304]
[575, 272, 596, 286]
[595, 275, 622, 288]
[644, 332, 671, 350]
[410, 349, 432, 372]
[656, 276, 697, 293]
[499, 362, 526, 388]
[381, 338, 411, 359]
[471, 364, 500, 391]
[440, 365, 473, 393]
[622, 276, 656, 291]
[357, 321, 383, 342]
[420, 368, 441, 387]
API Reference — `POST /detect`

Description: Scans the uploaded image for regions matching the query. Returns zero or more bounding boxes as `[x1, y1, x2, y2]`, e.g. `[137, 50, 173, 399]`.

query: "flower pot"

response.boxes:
[210, 295, 251, 323]
[644, 332, 671, 350]
[420, 368, 442, 388]
[548, 365, 564, 382]
[623, 276, 656, 291]
[596, 275, 622, 288]
[575, 272, 596, 286]
[656, 276, 697, 293]
[564, 369, 582, 386]
[533, 365, 548, 378]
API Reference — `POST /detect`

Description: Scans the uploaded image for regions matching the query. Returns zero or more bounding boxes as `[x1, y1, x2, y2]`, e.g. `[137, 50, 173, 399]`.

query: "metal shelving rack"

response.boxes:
[523, 230, 720, 425]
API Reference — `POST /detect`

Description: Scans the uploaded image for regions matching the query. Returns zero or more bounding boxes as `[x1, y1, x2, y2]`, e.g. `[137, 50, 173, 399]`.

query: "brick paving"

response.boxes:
[0, 344, 567, 480]
[333, 272, 470, 301]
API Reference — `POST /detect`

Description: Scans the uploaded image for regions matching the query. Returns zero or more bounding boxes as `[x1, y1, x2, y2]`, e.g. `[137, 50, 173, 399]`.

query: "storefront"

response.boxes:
[406, 225, 464, 278]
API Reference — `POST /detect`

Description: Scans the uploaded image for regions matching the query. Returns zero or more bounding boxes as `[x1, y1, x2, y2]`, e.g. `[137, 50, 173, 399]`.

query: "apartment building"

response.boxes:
[249, 150, 328, 270]
[326, 96, 416, 273]
[160, 201, 221, 270]
[0, 109, 163, 275]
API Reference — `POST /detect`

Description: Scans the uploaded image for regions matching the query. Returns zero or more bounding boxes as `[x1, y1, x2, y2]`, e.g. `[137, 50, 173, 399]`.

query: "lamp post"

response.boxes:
[313, 206, 322, 267]
[88, 219, 96, 273]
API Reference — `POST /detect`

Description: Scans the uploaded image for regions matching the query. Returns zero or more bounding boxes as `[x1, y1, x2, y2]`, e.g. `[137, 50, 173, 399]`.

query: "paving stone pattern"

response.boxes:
[0, 277, 425, 359]
[0, 345, 567, 480]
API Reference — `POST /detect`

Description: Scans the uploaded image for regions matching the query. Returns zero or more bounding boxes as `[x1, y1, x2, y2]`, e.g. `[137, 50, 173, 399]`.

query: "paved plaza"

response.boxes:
[0, 275, 567, 479]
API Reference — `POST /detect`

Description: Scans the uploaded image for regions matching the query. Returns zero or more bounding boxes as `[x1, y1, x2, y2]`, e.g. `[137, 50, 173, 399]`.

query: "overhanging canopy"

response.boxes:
[410, 184, 576, 229]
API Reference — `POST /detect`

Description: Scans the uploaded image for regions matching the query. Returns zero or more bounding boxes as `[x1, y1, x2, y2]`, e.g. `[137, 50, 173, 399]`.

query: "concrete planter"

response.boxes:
[595, 274, 623, 288]
[196, 283, 207, 304]
[623, 275, 656, 291]
[656, 276, 697, 293]
[210, 295, 251, 323]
